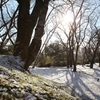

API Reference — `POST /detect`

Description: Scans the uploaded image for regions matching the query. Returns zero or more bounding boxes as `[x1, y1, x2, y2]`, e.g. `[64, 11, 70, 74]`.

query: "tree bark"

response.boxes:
[73, 48, 78, 72]
[13, 0, 43, 60]
[24, 0, 50, 70]
[90, 61, 94, 68]
[90, 42, 99, 68]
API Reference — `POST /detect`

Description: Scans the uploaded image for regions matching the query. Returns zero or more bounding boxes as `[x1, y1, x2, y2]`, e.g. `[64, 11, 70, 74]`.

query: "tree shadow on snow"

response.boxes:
[30, 67, 67, 78]
[65, 68, 100, 100]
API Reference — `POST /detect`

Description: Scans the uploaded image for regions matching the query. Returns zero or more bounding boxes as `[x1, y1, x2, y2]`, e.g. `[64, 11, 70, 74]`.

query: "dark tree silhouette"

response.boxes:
[13, 0, 50, 70]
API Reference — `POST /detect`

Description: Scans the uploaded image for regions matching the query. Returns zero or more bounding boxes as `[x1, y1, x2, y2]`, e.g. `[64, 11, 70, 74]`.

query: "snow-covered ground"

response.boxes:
[0, 56, 100, 100]
[30, 64, 100, 100]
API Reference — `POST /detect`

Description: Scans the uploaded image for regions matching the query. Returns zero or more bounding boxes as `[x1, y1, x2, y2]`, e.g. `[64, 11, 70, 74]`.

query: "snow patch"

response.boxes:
[30, 65, 100, 100]
[0, 55, 25, 71]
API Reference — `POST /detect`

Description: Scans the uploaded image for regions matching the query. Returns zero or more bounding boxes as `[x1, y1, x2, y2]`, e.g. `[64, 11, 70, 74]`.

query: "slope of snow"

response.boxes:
[30, 64, 100, 100]
[0, 55, 25, 71]
[0, 56, 75, 100]
[0, 55, 100, 100]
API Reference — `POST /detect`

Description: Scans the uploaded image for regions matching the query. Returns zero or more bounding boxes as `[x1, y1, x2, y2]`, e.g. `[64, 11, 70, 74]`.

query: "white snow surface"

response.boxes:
[0, 55, 25, 71]
[30, 64, 100, 100]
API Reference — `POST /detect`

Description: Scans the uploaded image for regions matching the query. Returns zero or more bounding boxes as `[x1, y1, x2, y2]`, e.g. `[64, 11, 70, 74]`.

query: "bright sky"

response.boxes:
[44, 0, 100, 45]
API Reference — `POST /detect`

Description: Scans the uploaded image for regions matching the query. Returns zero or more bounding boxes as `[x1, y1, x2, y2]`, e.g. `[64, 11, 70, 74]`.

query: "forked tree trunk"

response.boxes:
[13, 0, 50, 70]
[24, 1, 49, 70]
[13, 0, 44, 60]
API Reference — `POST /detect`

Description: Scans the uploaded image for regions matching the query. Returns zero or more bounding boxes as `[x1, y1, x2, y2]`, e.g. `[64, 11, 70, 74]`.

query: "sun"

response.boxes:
[62, 11, 73, 27]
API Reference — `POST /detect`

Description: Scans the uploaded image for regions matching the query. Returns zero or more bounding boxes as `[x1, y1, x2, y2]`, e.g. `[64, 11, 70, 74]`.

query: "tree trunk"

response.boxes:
[73, 47, 79, 72]
[73, 53, 77, 72]
[73, 64, 76, 72]
[90, 61, 94, 68]
[98, 55, 100, 67]
[13, 0, 30, 60]
[13, 0, 44, 60]
[66, 49, 70, 68]
[24, 39, 42, 70]
[24, 0, 49, 70]
[90, 43, 99, 69]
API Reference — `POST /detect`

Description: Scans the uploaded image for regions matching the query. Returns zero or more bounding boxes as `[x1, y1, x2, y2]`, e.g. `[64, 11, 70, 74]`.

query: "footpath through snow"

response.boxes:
[30, 64, 100, 100]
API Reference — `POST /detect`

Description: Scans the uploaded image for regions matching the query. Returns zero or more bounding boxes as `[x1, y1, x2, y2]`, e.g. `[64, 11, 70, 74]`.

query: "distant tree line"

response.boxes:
[34, 40, 100, 68]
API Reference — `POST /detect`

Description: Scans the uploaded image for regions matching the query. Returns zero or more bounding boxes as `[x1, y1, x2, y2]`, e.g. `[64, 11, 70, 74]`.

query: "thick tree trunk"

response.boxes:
[13, 0, 43, 60]
[13, 0, 30, 60]
[24, 0, 49, 70]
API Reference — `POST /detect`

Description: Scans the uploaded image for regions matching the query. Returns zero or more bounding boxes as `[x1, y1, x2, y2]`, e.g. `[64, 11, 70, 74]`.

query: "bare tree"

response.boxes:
[84, 28, 100, 68]
[53, 0, 100, 72]
[0, 0, 52, 70]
